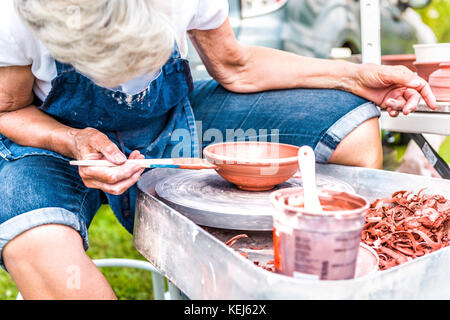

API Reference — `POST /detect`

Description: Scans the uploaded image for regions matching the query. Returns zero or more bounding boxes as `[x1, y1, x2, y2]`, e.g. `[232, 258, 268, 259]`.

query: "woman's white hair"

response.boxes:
[14, 0, 175, 87]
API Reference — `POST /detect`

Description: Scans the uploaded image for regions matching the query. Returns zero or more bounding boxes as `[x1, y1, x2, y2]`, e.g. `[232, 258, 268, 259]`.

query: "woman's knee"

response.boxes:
[329, 117, 383, 169]
[2, 224, 116, 299]
[2, 224, 84, 271]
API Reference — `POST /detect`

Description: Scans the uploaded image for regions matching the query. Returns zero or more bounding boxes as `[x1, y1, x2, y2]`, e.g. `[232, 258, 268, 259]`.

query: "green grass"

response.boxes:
[86, 205, 155, 300]
[0, 265, 17, 300]
[415, 0, 450, 43]
[439, 137, 450, 163]
[0, 205, 155, 300]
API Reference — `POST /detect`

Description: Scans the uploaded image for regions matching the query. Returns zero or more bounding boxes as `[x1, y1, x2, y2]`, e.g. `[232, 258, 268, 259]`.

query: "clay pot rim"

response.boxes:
[414, 43, 450, 49]
[413, 61, 445, 65]
[381, 54, 416, 60]
[203, 141, 299, 165]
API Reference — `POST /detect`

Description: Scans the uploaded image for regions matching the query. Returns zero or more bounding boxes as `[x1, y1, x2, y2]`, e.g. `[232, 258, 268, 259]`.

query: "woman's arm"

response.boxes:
[0, 66, 76, 157]
[189, 25, 355, 93]
[188, 18, 437, 116]
[0, 66, 143, 195]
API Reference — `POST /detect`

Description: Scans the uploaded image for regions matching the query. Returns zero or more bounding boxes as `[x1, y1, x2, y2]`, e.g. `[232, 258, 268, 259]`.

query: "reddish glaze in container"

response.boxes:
[270, 187, 370, 280]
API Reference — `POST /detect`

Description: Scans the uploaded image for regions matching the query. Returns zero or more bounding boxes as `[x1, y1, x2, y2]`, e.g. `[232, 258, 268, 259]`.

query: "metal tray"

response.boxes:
[134, 164, 450, 299]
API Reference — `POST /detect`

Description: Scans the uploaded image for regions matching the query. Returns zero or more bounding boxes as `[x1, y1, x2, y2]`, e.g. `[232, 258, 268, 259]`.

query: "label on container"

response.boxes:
[293, 229, 361, 280]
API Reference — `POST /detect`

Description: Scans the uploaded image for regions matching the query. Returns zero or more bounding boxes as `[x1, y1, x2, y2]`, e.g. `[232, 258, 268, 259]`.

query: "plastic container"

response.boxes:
[414, 43, 450, 63]
[270, 187, 370, 280]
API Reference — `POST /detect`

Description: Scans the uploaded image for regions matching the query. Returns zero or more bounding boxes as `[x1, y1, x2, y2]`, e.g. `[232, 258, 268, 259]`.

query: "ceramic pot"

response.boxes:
[414, 43, 450, 62]
[429, 62, 450, 102]
[413, 61, 442, 82]
[203, 141, 299, 191]
[381, 54, 416, 72]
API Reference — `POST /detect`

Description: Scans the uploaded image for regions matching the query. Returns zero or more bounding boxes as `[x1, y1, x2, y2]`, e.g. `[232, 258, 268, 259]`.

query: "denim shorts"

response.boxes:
[0, 79, 380, 270]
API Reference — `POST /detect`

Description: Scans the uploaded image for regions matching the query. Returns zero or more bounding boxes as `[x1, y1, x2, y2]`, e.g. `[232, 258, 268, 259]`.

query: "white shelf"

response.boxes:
[380, 101, 450, 136]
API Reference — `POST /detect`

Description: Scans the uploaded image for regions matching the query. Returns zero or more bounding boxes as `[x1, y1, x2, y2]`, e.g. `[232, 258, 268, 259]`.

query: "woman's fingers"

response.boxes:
[84, 168, 144, 195]
[382, 85, 428, 117]
[129, 150, 145, 160]
[381, 66, 437, 110]
[385, 97, 404, 111]
[89, 132, 127, 164]
[72, 127, 127, 165]
[80, 162, 142, 184]
[71, 127, 146, 194]
[80, 150, 144, 184]
[382, 86, 406, 110]
[387, 108, 400, 117]
[80, 149, 145, 194]
[405, 76, 437, 111]
[402, 88, 421, 115]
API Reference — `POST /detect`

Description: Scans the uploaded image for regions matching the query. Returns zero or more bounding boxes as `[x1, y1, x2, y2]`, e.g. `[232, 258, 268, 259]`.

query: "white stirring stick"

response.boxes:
[69, 158, 216, 170]
[297, 146, 323, 213]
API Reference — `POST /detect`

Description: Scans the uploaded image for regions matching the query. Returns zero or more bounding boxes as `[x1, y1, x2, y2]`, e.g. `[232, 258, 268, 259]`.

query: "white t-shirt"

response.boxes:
[0, 0, 229, 100]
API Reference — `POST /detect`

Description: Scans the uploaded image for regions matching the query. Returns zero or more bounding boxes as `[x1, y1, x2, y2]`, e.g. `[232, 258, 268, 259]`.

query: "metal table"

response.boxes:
[380, 101, 450, 179]
[380, 101, 450, 136]
[134, 165, 450, 299]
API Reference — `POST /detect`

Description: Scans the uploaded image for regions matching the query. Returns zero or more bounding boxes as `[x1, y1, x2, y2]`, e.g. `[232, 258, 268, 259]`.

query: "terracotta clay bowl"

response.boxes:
[203, 141, 299, 191]
[414, 61, 442, 82]
[381, 54, 416, 72]
[429, 62, 450, 102]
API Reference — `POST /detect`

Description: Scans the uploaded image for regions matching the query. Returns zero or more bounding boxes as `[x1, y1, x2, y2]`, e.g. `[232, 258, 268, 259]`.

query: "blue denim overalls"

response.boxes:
[0, 44, 199, 233]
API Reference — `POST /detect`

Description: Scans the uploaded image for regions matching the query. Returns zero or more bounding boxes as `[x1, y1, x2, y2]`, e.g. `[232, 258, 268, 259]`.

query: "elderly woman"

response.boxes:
[0, 0, 435, 299]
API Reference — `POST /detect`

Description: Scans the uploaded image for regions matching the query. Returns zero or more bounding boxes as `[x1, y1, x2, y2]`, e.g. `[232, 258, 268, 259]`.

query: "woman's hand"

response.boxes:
[352, 64, 437, 117]
[69, 127, 145, 195]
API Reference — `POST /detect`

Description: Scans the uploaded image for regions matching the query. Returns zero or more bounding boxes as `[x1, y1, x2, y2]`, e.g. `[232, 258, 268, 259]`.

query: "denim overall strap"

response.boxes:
[56, 62, 76, 74]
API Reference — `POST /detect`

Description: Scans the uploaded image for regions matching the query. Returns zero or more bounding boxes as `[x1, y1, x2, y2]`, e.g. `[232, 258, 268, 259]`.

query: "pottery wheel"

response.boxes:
[155, 170, 355, 231]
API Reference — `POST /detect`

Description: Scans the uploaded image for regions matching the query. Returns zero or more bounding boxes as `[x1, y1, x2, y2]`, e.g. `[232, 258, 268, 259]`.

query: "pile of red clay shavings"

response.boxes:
[361, 189, 450, 270]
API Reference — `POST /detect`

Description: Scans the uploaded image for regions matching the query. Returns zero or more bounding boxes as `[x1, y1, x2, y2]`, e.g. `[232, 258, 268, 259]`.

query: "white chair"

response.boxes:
[16, 258, 181, 300]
